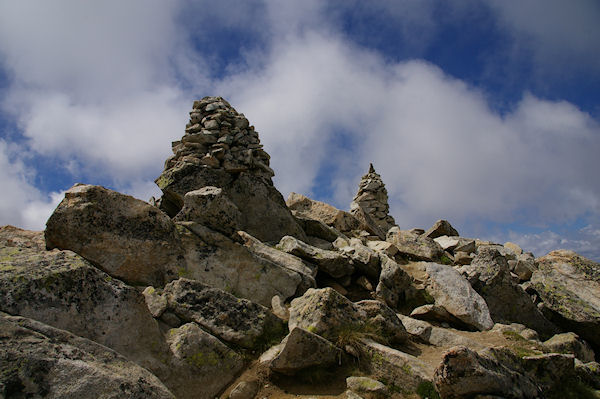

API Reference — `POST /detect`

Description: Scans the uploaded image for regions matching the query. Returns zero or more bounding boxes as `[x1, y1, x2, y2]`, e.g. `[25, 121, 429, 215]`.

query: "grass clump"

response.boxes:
[416, 381, 440, 399]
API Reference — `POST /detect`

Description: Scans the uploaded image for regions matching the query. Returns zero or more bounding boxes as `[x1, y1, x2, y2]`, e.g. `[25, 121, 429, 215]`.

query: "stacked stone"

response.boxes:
[350, 164, 396, 233]
[164, 96, 274, 179]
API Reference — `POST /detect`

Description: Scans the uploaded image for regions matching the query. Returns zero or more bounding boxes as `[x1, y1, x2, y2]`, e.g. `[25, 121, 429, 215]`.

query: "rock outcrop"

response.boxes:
[0, 312, 175, 399]
[350, 164, 396, 234]
[532, 250, 600, 352]
[45, 184, 182, 286]
[2, 97, 599, 399]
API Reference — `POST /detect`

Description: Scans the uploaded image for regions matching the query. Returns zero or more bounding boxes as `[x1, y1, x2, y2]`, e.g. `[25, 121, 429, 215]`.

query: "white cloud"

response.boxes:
[217, 32, 600, 231]
[0, 140, 61, 230]
[502, 227, 600, 261]
[5, 88, 188, 183]
[0, 0, 598, 262]
[0, 0, 202, 184]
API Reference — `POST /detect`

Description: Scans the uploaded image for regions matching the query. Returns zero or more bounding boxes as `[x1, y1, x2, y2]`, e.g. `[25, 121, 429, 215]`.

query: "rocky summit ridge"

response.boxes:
[1, 96, 600, 399]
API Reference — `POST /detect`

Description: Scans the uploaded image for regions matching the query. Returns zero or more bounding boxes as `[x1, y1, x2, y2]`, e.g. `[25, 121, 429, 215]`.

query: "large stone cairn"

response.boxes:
[350, 163, 396, 233]
[164, 96, 274, 180]
[154, 96, 305, 242]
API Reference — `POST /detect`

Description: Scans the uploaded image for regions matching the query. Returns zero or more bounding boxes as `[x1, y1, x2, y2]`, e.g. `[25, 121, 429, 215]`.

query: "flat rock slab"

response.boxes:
[178, 223, 302, 306]
[164, 278, 285, 349]
[386, 228, 443, 262]
[0, 312, 174, 399]
[287, 192, 360, 233]
[277, 235, 354, 278]
[358, 339, 433, 393]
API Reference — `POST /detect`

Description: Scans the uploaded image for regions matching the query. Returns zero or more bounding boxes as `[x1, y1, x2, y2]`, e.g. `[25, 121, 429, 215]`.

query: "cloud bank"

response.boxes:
[0, 1, 599, 260]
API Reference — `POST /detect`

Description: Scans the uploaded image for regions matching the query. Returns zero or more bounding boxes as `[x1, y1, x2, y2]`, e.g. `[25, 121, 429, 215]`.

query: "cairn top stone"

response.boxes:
[350, 164, 396, 233]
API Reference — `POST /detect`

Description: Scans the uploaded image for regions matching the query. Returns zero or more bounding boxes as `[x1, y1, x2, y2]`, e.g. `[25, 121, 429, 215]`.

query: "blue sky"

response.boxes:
[1, 0, 599, 260]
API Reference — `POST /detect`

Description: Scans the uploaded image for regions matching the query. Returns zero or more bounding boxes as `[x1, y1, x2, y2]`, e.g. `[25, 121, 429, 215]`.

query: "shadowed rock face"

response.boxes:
[532, 250, 600, 352]
[0, 312, 175, 399]
[459, 248, 559, 339]
[154, 97, 305, 243]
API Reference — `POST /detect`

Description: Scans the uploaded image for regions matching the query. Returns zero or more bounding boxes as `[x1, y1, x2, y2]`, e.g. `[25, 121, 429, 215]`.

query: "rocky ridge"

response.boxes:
[1, 97, 599, 399]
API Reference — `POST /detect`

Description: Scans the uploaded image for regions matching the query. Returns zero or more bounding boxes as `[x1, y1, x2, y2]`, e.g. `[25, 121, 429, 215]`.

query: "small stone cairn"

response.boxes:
[163, 96, 274, 179]
[350, 164, 396, 233]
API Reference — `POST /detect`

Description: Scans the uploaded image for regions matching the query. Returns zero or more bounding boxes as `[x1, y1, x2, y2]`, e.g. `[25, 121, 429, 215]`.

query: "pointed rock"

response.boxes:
[350, 164, 396, 233]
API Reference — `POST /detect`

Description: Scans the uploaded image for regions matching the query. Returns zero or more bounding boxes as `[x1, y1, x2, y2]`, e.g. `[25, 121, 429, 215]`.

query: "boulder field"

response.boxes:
[1, 97, 599, 399]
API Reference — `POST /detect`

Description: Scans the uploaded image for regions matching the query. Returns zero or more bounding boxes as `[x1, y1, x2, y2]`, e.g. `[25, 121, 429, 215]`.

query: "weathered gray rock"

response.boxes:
[173, 186, 241, 236]
[287, 192, 360, 233]
[288, 288, 366, 341]
[521, 353, 576, 393]
[0, 224, 45, 250]
[350, 164, 396, 234]
[163, 278, 286, 349]
[576, 360, 600, 389]
[0, 230, 171, 377]
[354, 300, 409, 345]
[178, 223, 302, 305]
[504, 242, 524, 255]
[434, 235, 460, 251]
[397, 315, 484, 349]
[228, 380, 260, 399]
[531, 250, 600, 352]
[166, 323, 244, 398]
[421, 262, 494, 331]
[454, 238, 476, 254]
[270, 327, 344, 375]
[460, 248, 558, 338]
[350, 205, 387, 240]
[237, 230, 317, 294]
[346, 376, 388, 399]
[375, 255, 425, 313]
[366, 240, 398, 257]
[337, 238, 381, 280]
[424, 219, 459, 239]
[346, 390, 365, 399]
[156, 97, 306, 243]
[45, 184, 181, 286]
[293, 214, 342, 242]
[410, 304, 470, 327]
[386, 227, 443, 261]
[0, 312, 175, 399]
[358, 339, 434, 393]
[434, 346, 539, 399]
[143, 286, 168, 318]
[271, 295, 290, 321]
[453, 251, 473, 265]
[544, 332, 595, 363]
[491, 323, 541, 341]
[277, 235, 354, 278]
[397, 261, 493, 331]
[512, 252, 536, 281]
